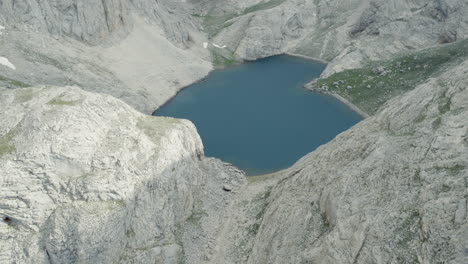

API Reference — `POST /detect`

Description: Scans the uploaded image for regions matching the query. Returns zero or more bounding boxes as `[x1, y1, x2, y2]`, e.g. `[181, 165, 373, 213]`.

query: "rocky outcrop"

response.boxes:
[0, 86, 245, 263]
[212, 55, 468, 263]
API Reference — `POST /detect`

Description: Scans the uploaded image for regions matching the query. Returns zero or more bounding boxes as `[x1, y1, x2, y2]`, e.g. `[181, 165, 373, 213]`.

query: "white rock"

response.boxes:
[0, 86, 245, 264]
[0, 57, 16, 70]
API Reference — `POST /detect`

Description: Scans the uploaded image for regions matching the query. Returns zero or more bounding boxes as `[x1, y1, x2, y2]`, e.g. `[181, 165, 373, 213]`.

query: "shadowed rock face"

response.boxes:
[0, 0, 196, 46]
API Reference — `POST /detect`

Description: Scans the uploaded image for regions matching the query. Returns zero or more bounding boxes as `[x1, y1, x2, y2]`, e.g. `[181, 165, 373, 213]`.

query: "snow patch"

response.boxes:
[0, 57, 16, 70]
[213, 43, 227, 49]
[0, 25, 4, 35]
[203, 42, 208, 49]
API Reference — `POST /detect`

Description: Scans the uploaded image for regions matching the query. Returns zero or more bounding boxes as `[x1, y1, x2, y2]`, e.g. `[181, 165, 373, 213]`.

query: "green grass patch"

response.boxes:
[194, 13, 238, 38]
[312, 39, 468, 115]
[447, 165, 466, 175]
[47, 98, 80, 106]
[137, 116, 180, 145]
[194, 0, 285, 38]
[211, 51, 239, 68]
[14, 88, 34, 103]
[0, 121, 23, 157]
[434, 164, 466, 176]
[0, 75, 30, 88]
[0, 137, 15, 156]
[241, 0, 286, 16]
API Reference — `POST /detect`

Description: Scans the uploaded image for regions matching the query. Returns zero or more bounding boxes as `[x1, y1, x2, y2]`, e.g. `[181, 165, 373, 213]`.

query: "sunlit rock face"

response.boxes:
[0, 86, 245, 263]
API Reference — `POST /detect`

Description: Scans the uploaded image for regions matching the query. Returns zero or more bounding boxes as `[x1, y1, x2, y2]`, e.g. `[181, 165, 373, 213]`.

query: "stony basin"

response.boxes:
[154, 55, 362, 175]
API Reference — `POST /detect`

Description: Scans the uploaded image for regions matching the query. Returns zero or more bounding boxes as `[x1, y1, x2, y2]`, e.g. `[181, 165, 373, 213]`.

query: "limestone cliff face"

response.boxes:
[0, 0, 194, 46]
[1, 1, 467, 263]
[0, 86, 245, 263]
[1, 0, 467, 113]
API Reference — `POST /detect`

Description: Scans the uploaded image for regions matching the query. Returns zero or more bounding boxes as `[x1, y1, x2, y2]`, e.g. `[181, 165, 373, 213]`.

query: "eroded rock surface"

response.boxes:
[0, 0, 212, 113]
[0, 86, 245, 263]
[202, 0, 468, 75]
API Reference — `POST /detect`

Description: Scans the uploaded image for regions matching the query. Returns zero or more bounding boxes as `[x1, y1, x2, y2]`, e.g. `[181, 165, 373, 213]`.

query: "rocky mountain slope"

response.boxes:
[212, 55, 468, 264]
[1, 54, 466, 263]
[203, 0, 468, 76]
[1, 0, 468, 113]
[0, 0, 212, 113]
[0, 86, 245, 263]
[1, 0, 467, 263]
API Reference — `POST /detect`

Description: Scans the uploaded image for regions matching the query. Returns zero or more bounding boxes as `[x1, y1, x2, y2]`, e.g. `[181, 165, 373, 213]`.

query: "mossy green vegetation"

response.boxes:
[47, 98, 81, 106]
[192, 13, 237, 38]
[0, 121, 23, 157]
[14, 88, 34, 103]
[137, 116, 180, 145]
[0, 136, 15, 157]
[0, 75, 30, 88]
[434, 164, 466, 176]
[313, 39, 468, 115]
[242, 0, 286, 16]
[211, 49, 240, 68]
[246, 187, 272, 236]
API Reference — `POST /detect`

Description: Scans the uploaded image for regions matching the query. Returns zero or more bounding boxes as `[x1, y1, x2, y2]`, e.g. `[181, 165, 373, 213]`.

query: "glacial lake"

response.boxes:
[154, 55, 362, 175]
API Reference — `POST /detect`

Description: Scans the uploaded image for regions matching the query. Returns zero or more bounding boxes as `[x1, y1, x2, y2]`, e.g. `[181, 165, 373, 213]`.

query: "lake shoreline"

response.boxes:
[154, 53, 328, 115]
[155, 55, 362, 174]
[304, 84, 370, 118]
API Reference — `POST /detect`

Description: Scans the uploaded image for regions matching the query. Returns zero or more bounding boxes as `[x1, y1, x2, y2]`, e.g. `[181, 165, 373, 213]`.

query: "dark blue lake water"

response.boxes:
[154, 55, 362, 175]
